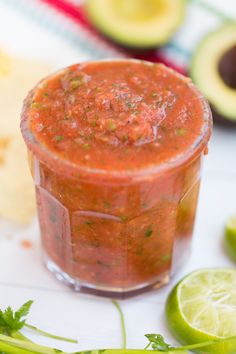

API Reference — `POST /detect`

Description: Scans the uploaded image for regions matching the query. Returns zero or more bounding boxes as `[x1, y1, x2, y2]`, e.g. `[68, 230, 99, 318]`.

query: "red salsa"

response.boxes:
[21, 60, 212, 295]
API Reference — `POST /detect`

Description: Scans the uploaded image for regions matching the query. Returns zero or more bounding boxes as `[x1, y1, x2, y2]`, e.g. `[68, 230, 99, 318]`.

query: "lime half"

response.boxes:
[224, 216, 236, 262]
[166, 269, 236, 354]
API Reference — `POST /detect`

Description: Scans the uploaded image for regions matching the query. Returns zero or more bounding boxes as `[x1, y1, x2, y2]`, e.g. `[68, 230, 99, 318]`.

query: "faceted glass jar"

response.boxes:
[21, 60, 212, 298]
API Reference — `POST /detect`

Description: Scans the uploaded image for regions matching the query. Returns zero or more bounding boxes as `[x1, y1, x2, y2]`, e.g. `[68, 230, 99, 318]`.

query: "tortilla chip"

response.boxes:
[0, 137, 10, 164]
[0, 134, 36, 224]
[0, 51, 51, 139]
[0, 51, 11, 76]
[0, 50, 52, 224]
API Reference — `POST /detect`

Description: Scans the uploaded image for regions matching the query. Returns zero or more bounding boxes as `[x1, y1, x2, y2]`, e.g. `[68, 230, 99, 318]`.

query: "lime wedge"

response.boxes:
[224, 216, 236, 262]
[166, 269, 236, 354]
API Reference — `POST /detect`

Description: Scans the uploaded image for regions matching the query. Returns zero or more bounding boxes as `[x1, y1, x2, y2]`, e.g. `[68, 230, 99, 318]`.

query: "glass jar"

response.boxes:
[21, 60, 212, 297]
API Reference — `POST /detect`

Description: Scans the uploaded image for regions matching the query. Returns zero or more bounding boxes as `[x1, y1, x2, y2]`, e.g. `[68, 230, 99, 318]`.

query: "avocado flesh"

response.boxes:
[86, 0, 186, 48]
[190, 23, 236, 123]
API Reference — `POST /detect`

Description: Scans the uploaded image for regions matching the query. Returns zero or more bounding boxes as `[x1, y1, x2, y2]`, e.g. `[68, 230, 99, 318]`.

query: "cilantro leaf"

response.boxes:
[15, 301, 33, 320]
[0, 300, 33, 334]
[145, 334, 174, 351]
[0, 300, 77, 344]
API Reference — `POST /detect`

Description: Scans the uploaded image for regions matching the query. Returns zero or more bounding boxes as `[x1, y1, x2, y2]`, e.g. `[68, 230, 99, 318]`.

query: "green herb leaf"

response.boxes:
[144, 333, 236, 352]
[91, 121, 97, 127]
[122, 134, 128, 142]
[31, 102, 43, 109]
[0, 301, 33, 334]
[161, 254, 171, 262]
[15, 301, 33, 323]
[145, 227, 153, 238]
[108, 121, 117, 132]
[97, 260, 110, 269]
[126, 102, 135, 109]
[70, 78, 81, 89]
[145, 334, 173, 351]
[54, 136, 64, 142]
[104, 201, 111, 209]
[83, 143, 91, 149]
[84, 220, 93, 228]
[120, 215, 128, 223]
[175, 128, 186, 137]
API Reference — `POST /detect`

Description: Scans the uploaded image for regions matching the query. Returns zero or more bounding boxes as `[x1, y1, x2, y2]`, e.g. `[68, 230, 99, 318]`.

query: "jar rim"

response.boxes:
[20, 59, 212, 182]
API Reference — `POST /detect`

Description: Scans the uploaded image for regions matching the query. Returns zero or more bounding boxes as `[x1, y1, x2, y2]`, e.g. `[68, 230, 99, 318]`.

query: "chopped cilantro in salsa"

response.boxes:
[21, 60, 212, 293]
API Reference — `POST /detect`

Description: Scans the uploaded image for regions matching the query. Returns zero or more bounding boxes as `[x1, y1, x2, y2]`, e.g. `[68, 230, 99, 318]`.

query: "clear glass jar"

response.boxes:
[21, 60, 212, 297]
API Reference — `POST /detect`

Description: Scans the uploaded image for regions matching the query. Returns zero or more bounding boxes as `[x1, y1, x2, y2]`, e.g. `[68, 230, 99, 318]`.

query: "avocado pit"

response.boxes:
[218, 44, 236, 90]
[212, 44, 236, 126]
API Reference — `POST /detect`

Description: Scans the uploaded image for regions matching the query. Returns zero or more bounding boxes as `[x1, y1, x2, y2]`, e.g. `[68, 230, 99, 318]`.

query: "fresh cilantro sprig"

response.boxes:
[0, 300, 235, 354]
[0, 301, 77, 344]
[0, 300, 33, 334]
[144, 333, 236, 353]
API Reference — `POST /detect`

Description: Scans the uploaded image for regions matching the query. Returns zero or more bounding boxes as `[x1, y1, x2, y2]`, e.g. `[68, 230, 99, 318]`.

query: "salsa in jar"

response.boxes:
[21, 60, 212, 296]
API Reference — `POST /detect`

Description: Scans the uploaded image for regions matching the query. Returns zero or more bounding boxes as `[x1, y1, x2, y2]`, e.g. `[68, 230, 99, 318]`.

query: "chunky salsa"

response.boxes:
[28, 61, 208, 172]
[21, 60, 212, 295]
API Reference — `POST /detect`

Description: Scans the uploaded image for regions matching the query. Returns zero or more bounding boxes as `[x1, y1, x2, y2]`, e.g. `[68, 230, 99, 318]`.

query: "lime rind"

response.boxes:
[224, 216, 236, 262]
[166, 269, 236, 354]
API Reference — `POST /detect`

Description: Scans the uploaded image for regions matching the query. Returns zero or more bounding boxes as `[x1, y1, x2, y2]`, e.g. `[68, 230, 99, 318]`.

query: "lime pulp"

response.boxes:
[166, 268, 236, 354]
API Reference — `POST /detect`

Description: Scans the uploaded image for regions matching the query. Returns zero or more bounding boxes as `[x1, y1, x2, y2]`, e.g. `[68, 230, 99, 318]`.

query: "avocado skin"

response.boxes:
[189, 67, 236, 128]
[188, 69, 236, 127]
[190, 24, 236, 126]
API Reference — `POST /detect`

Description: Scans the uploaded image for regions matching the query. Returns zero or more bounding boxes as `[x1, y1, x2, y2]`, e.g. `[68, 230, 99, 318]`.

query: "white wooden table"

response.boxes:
[0, 0, 235, 351]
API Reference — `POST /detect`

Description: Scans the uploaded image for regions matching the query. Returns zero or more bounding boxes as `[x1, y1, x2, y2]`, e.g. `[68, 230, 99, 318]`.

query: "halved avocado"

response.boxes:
[190, 23, 236, 124]
[86, 0, 186, 48]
